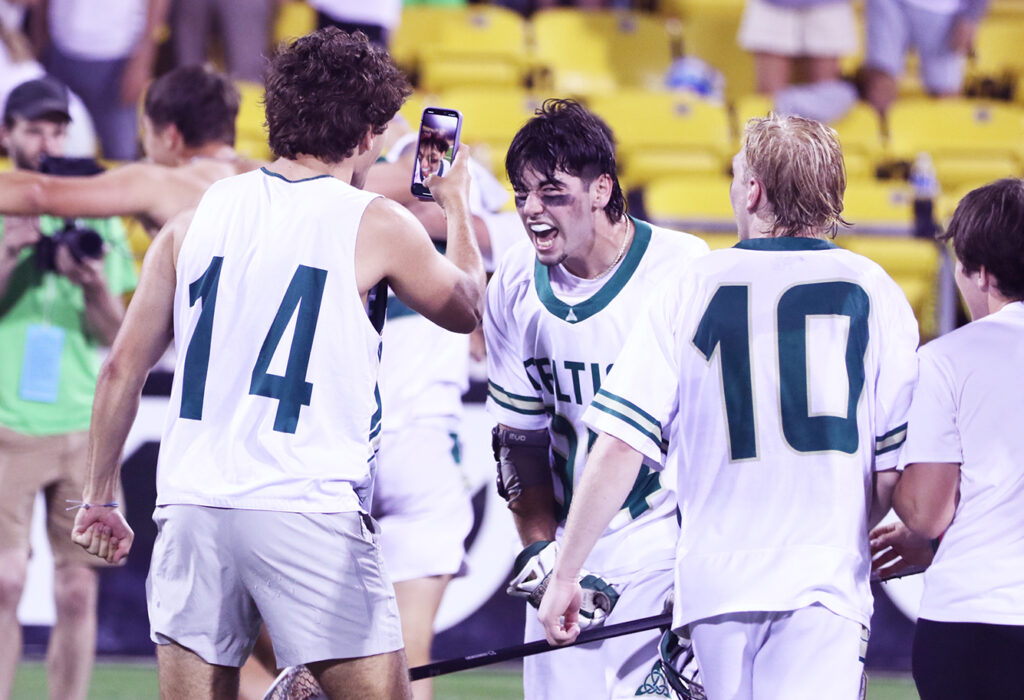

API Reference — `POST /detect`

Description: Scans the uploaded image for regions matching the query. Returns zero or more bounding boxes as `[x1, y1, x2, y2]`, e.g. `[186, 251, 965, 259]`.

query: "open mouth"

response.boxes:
[529, 223, 558, 251]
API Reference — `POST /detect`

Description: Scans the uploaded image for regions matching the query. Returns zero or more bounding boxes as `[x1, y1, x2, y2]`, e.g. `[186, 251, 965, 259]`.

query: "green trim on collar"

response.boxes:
[534, 216, 652, 324]
[734, 237, 838, 251]
[260, 167, 332, 183]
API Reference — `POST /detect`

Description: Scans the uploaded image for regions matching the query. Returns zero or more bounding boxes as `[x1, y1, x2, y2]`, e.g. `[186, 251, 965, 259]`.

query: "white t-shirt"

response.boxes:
[899, 301, 1024, 626]
[485, 219, 709, 577]
[584, 237, 919, 629]
[48, 0, 147, 60]
[307, 0, 402, 30]
[158, 168, 382, 513]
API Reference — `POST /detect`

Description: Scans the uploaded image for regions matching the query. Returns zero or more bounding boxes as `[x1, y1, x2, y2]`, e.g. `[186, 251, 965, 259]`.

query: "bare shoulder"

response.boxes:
[361, 196, 425, 242]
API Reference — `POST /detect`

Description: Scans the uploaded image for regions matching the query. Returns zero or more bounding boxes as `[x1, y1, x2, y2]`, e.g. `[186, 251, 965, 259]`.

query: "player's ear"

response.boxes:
[357, 126, 376, 156]
[976, 265, 995, 294]
[745, 175, 763, 214]
[590, 172, 613, 211]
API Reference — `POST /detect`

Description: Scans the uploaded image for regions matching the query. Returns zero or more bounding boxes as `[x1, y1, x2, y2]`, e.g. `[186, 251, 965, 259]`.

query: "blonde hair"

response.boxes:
[742, 113, 849, 238]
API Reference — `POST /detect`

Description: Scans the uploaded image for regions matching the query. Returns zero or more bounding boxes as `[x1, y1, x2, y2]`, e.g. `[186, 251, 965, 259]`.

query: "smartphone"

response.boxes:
[410, 106, 462, 201]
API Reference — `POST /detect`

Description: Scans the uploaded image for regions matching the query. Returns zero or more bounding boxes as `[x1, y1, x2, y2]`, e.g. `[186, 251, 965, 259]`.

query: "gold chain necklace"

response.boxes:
[592, 219, 632, 280]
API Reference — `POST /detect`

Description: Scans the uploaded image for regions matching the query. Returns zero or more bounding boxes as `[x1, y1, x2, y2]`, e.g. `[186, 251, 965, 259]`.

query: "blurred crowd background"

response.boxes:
[3, 0, 1024, 339]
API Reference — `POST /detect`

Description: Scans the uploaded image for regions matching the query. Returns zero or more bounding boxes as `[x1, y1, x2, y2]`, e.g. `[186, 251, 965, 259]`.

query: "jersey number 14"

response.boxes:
[179, 256, 328, 434]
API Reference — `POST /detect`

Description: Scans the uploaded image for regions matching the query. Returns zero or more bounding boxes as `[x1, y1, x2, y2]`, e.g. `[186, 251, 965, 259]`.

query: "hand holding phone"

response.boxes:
[411, 107, 462, 201]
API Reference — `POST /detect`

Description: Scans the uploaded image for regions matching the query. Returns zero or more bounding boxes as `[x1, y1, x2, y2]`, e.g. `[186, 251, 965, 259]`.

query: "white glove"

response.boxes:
[507, 540, 620, 629]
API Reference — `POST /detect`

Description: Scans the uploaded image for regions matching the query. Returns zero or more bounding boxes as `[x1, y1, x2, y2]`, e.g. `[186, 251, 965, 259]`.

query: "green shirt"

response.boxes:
[0, 215, 138, 435]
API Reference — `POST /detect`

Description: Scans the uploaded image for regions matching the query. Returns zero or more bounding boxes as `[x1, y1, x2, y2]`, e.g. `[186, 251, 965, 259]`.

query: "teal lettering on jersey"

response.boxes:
[778, 281, 868, 454]
[180, 256, 224, 420]
[523, 357, 608, 408]
[695, 279, 870, 460]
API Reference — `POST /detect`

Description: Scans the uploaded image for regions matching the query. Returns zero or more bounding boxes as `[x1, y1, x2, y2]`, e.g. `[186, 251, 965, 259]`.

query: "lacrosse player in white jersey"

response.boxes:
[69, 28, 486, 700]
[870, 178, 1024, 700]
[484, 99, 709, 699]
[538, 114, 920, 700]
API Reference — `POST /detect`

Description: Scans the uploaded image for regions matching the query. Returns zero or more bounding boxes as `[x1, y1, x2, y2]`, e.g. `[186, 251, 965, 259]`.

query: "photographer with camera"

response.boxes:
[0, 76, 137, 700]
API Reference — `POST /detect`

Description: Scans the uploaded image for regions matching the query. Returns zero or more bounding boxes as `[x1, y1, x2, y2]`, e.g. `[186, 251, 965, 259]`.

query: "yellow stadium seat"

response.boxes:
[965, 18, 1024, 98]
[675, 1, 754, 101]
[643, 175, 736, 234]
[392, 5, 527, 91]
[886, 98, 1024, 190]
[842, 179, 915, 235]
[235, 80, 272, 161]
[273, 1, 316, 45]
[837, 234, 942, 336]
[436, 88, 549, 175]
[588, 89, 734, 188]
[531, 9, 676, 96]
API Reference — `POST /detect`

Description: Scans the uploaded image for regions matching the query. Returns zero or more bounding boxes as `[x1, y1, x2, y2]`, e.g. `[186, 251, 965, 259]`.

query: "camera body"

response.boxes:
[34, 221, 105, 272]
[32, 155, 107, 271]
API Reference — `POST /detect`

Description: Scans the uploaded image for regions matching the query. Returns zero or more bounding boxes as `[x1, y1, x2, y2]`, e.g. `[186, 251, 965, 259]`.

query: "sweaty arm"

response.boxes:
[537, 433, 644, 645]
[0, 162, 188, 227]
[893, 462, 960, 539]
[356, 147, 485, 333]
[73, 210, 189, 564]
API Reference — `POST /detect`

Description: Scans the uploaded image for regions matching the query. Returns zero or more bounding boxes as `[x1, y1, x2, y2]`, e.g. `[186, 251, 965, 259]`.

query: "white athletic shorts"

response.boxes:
[372, 421, 473, 583]
[738, 0, 858, 58]
[523, 564, 673, 700]
[689, 603, 866, 700]
[147, 505, 403, 667]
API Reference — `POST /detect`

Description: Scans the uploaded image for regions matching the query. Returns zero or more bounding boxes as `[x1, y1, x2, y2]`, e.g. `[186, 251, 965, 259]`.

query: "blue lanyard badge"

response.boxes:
[19, 324, 66, 403]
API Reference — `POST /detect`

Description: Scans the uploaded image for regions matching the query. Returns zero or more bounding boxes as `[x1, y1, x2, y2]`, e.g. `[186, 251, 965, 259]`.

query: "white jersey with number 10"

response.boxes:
[158, 168, 383, 514]
[584, 237, 919, 629]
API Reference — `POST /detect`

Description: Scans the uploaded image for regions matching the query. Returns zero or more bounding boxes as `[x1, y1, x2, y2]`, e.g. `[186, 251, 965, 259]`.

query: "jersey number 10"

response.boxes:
[179, 256, 328, 434]
[694, 280, 869, 460]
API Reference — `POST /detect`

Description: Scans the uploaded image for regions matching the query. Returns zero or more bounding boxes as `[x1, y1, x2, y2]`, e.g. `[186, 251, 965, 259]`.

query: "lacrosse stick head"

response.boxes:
[659, 628, 706, 700]
[263, 665, 327, 700]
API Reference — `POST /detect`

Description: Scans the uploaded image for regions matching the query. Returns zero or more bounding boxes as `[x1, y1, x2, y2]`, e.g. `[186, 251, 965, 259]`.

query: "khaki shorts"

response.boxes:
[147, 505, 404, 667]
[0, 425, 119, 568]
[738, 0, 858, 58]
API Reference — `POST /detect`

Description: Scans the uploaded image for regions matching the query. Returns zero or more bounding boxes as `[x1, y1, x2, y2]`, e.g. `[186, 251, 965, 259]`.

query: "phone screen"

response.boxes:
[411, 107, 462, 201]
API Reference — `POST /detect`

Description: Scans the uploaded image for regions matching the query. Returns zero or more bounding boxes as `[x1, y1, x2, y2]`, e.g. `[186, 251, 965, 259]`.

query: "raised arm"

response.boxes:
[72, 210, 188, 564]
[356, 148, 485, 333]
[0, 162, 187, 225]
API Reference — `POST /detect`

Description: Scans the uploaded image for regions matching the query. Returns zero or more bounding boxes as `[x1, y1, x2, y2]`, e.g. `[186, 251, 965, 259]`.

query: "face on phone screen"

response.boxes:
[411, 108, 461, 200]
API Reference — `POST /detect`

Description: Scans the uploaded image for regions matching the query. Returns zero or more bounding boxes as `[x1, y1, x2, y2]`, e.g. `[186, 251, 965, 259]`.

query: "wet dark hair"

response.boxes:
[942, 177, 1024, 300]
[505, 99, 626, 223]
[144, 66, 240, 147]
[418, 130, 450, 157]
[264, 28, 410, 164]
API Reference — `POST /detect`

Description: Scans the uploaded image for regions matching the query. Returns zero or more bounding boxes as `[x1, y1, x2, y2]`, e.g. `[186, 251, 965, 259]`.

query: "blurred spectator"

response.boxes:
[863, 0, 990, 114]
[0, 8, 97, 158]
[171, 0, 274, 82]
[738, 0, 858, 95]
[41, 0, 170, 161]
[0, 76, 137, 700]
[307, 0, 402, 47]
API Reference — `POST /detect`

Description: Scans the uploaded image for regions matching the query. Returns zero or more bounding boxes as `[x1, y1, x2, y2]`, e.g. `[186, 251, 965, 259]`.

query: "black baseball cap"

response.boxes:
[3, 76, 71, 124]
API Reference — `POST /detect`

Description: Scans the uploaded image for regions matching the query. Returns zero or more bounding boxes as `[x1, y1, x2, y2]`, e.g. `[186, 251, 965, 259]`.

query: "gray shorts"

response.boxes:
[865, 0, 966, 94]
[147, 505, 403, 667]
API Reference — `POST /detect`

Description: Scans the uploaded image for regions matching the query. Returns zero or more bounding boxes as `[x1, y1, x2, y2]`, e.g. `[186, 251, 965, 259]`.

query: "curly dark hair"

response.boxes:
[265, 28, 411, 164]
[505, 99, 626, 223]
[144, 65, 240, 148]
[942, 178, 1024, 301]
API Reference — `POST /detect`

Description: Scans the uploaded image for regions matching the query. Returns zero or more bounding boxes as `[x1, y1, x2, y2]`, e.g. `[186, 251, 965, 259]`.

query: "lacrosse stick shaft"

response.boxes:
[409, 612, 673, 680]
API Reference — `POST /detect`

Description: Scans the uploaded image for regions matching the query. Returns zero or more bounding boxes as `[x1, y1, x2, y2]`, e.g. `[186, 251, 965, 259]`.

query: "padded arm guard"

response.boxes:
[506, 540, 620, 629]
[492, 425, 550, 503]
